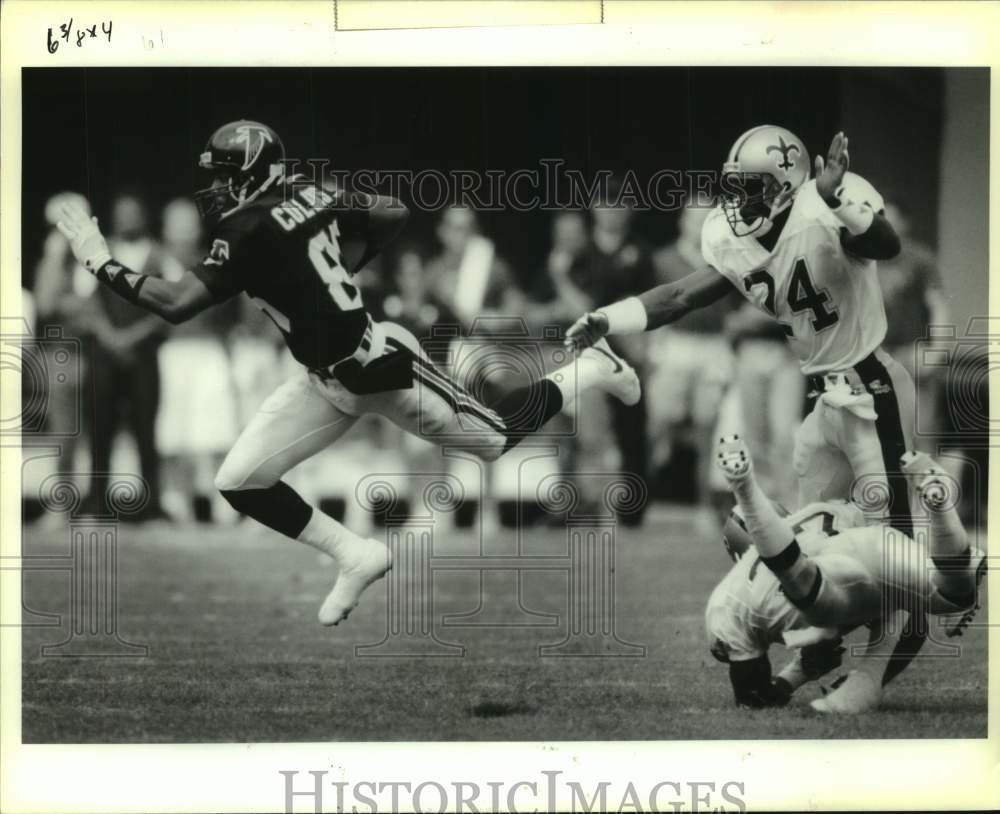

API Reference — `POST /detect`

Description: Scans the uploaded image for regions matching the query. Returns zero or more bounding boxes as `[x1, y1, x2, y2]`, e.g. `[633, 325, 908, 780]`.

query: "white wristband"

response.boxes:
[829, 191, 875, 236]
[85, 251, 113, 272]
[597, 296, 648, 335]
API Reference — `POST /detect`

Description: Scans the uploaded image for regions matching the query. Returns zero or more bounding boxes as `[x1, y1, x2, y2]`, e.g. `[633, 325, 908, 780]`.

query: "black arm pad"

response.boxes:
[94, 259, 148, 304]
[840, 213, 901, 261]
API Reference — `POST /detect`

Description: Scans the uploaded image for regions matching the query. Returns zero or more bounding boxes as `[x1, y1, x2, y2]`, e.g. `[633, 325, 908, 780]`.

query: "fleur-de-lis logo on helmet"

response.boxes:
[766, 135, 801, 174]
[235, 124, 275, 171]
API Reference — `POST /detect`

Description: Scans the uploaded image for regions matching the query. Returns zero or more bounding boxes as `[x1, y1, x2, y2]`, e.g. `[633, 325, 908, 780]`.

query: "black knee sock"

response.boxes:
[219, 480, 313, 539]
[490, 378, 564, 454]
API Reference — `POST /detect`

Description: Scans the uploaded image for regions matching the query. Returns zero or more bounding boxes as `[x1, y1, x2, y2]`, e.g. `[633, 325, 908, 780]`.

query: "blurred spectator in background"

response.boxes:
[526, 210, 591, 328]
[426, 206, 526, 331]
[84, 193, 171, 520]
[377, 244, 461, 356]
[425, 205, 527, 410]
[32, 192, 99, 483]
[565, 180, 655, 525]
[646, 202, 739, 534]
[520, 211, 593, 494]
[157, 198, 241, 523]
[879, 198, 950, 451]
[716, 303, 804, 512]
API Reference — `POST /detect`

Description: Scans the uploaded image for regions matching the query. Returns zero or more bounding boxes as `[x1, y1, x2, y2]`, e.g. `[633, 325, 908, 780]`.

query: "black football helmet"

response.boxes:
[194, 120, 285, 223]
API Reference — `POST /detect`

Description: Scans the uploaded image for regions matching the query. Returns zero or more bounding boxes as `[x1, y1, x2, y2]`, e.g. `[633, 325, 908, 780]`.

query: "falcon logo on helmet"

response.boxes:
[194, 119, 286, 224]
[719, 125, 810, 237]
[235, 124, 275, 171]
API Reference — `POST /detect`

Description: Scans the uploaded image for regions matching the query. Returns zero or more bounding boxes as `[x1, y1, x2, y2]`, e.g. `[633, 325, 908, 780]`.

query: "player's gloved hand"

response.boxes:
[56, 202, 112, 272]
[815, 131, 850, 205]
[800, 637, 845, 681]
[564, 311, 609, 353]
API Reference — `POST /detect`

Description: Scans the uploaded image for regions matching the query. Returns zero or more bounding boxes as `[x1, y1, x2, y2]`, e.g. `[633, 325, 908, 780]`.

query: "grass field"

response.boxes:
[20, 509, 987, 742]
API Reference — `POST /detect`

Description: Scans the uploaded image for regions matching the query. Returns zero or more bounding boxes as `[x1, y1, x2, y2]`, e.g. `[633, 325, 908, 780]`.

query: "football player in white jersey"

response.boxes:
[567, 124, 930, 683]
[566, 125, 914, 537]
[705, 435, 985, 713]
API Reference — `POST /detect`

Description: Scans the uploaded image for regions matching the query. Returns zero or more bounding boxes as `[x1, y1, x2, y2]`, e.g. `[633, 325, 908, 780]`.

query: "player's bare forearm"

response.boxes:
[564, 266, 733, 351]
[129, 273, 215, 324]
[88, 261, 214, 325]
[640, 267, 735, 330]
[840, 213, 901, 260]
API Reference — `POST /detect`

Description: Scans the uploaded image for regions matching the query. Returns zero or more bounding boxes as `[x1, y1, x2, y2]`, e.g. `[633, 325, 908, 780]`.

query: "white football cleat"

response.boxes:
[811, 670, 882, 714]
[582, 338, 641, 406]
[900, 451, 952, 511]
[716, 434, 753, 482]
[318, 537, 392, 626]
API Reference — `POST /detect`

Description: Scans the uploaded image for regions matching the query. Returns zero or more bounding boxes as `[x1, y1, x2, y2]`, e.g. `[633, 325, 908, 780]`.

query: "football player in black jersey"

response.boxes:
[57, 120, 642, 626]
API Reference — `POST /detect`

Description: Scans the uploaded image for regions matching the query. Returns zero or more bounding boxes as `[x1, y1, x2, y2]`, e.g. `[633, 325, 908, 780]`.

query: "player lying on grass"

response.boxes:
[707, 435, 985, 713]
[56, 119, 642, 628]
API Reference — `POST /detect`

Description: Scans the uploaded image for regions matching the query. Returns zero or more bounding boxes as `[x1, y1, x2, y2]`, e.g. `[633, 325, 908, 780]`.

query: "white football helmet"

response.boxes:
[720, 125, 810, 237]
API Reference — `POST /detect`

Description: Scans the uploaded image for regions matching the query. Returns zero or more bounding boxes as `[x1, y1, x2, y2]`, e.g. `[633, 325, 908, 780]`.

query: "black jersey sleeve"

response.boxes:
[332, 190, 408, 274]
[191, 214, 259, 302]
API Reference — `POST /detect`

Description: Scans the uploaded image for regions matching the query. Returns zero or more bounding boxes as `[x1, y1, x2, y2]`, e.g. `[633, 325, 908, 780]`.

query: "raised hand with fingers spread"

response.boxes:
[56, 202, 111, 271]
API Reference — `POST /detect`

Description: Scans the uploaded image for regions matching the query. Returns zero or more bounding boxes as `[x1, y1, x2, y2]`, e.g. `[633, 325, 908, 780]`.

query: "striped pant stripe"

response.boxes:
[382, 337, 508, 435]
[412, 364, 509, 435]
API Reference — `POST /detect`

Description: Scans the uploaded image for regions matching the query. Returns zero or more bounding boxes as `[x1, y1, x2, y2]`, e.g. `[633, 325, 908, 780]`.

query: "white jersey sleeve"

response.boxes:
[837, 172, 885, 213]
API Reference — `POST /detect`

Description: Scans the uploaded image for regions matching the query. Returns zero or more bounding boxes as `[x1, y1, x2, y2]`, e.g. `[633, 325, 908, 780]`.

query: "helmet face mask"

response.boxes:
[720, 172, 788, 237]
[194, 170, 245, 222]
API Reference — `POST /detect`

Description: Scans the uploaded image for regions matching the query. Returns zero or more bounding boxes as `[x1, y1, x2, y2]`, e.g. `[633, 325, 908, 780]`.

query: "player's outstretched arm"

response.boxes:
[564, 266, 734, 351]
[57, 203, 214, 324]
[814, 131, 901, 261]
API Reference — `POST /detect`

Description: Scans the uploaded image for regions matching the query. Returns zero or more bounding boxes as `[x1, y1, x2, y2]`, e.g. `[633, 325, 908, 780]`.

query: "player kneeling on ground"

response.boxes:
[706, 435, 985, 713]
